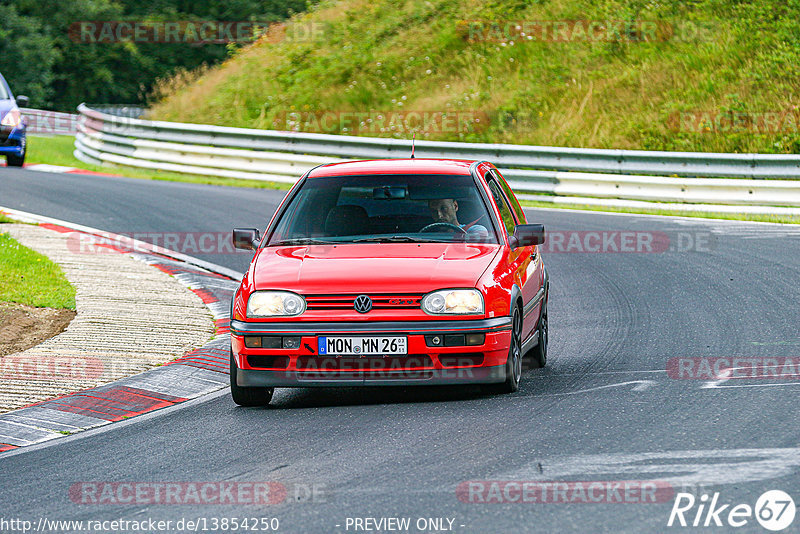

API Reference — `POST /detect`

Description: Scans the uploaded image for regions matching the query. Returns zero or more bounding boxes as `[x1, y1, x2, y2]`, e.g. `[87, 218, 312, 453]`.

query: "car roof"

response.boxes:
[307, 158, 479, 178]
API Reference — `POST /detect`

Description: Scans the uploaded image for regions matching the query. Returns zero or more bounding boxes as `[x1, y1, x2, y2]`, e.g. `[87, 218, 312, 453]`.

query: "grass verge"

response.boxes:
[0, 223, 76, 309]
[27, 135, 293, 190]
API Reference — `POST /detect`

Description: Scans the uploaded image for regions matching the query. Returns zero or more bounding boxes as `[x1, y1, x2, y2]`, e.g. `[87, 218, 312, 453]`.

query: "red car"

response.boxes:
[229, 159, 548, 406]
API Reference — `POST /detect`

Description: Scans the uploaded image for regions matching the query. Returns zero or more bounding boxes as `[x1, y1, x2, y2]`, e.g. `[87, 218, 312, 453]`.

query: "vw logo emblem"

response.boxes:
[354, 295, 372, 313]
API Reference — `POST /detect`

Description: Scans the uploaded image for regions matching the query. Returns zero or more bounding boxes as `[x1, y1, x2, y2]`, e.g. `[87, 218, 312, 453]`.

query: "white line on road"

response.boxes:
[534, 380, 657, 396]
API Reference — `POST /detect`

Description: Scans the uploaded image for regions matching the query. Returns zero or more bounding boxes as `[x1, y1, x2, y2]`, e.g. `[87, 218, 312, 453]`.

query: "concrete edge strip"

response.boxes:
[1, 161, 121, 178]
[0, 209, 241, 452]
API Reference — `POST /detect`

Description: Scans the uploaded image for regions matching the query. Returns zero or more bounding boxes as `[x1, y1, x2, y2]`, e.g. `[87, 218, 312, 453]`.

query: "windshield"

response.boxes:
[267, 174, 498, 245]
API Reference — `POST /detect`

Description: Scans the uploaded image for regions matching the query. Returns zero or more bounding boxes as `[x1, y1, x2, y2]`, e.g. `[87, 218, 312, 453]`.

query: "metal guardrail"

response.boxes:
[86, 105, 146, 119]
[73, 104, 800, 210]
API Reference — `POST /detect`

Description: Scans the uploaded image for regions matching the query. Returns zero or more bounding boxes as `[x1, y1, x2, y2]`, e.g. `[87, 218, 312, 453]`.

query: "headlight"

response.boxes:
[421, 289, 484, 315]
[247, 291, 306, 317]
[1, 108, 21, 128]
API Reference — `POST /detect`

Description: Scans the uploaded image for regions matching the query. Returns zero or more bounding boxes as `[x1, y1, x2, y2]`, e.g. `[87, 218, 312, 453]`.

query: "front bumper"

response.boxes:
[231, 317, 512, 387]
[0, 126, 25, 156]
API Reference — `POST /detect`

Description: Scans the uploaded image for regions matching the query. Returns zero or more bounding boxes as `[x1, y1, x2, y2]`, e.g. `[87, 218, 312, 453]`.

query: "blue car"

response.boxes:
[0, 72, 28, 167]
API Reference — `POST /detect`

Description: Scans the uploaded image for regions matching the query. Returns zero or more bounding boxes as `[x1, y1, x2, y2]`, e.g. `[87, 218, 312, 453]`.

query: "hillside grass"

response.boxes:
[149, 0, 800, 154]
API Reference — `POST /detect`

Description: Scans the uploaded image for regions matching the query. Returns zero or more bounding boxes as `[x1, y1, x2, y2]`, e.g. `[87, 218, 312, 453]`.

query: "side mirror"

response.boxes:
[16, 96, 29, 108]
[232, 228, 260, 250]
[509, 224, 545, 249]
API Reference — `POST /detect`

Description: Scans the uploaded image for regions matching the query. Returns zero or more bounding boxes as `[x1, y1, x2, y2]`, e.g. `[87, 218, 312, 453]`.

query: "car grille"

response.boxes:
[304, 294, 422, 311]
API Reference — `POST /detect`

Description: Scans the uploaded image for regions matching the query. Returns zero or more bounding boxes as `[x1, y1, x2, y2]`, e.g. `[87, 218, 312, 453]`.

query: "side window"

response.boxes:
[487, 181, 516, 237]
[491, 170, 526, 224]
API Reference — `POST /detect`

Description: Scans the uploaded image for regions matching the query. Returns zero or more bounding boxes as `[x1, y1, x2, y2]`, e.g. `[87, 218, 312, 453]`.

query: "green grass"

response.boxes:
[0, 229, 76, 309]
[520, 199, 800, 224]
[149, 0, 800, 154]
[27, 135, 292, 190]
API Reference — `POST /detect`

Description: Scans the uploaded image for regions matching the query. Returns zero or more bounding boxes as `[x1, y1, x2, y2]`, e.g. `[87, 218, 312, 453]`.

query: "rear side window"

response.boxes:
[490, 170, 526, 224]
[487, 181, 516, 237]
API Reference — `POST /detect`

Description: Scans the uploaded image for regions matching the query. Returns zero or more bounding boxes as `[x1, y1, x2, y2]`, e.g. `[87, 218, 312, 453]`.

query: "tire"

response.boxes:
[486, 306, 523, 394]
[6, 150, 25, 167]
[532, 297, 548, 369]
[230, 352, 274, 407]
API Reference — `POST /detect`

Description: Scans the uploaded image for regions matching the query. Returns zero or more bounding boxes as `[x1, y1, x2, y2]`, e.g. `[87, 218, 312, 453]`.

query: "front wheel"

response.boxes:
[230, 352, 274, 406]
[532, 298, 548, 368]
[6, 150, 25, 167]
[486, 306, 522, 394]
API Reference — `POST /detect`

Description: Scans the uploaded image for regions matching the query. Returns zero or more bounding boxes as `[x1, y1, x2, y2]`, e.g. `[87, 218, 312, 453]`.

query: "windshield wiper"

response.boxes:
[350, 236, 443, 243]
[272, 238, 339, 246]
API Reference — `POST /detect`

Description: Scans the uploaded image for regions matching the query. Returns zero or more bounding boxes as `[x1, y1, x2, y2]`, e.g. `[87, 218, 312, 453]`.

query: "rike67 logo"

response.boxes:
[668, 490, 796, 531]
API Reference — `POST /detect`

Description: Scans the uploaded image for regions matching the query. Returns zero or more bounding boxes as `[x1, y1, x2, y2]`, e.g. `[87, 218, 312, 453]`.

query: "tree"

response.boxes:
[6, 0, 312, 111]
[0, 5, 58, 107]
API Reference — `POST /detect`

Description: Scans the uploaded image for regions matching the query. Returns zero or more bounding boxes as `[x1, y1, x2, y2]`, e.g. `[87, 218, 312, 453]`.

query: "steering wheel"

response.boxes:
[420, 222, 467, 234]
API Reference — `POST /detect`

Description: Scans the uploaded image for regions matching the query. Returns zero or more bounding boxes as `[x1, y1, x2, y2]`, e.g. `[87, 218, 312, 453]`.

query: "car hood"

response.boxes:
[252, 243, 500, 294]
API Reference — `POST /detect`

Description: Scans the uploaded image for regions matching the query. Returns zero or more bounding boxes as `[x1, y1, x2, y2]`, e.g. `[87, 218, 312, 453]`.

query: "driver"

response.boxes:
[427, 199, 489, 239]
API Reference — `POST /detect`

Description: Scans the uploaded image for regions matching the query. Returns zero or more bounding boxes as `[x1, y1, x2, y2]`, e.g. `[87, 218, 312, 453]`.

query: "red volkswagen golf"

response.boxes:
[229, 159, 548, 406]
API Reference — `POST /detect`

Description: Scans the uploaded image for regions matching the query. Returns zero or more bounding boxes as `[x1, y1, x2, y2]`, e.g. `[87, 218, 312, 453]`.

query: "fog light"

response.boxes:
[282, 336, 301, 349]
[466, 333, 485, 346]
[425, 335, 443, 347]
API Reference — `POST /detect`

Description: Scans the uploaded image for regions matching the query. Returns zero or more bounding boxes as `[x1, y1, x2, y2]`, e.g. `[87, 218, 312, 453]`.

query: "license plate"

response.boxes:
[318, 336, 407, 356]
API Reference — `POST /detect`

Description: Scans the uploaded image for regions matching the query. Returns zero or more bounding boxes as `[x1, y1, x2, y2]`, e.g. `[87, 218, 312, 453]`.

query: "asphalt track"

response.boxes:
[2, 166, 800, 533]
